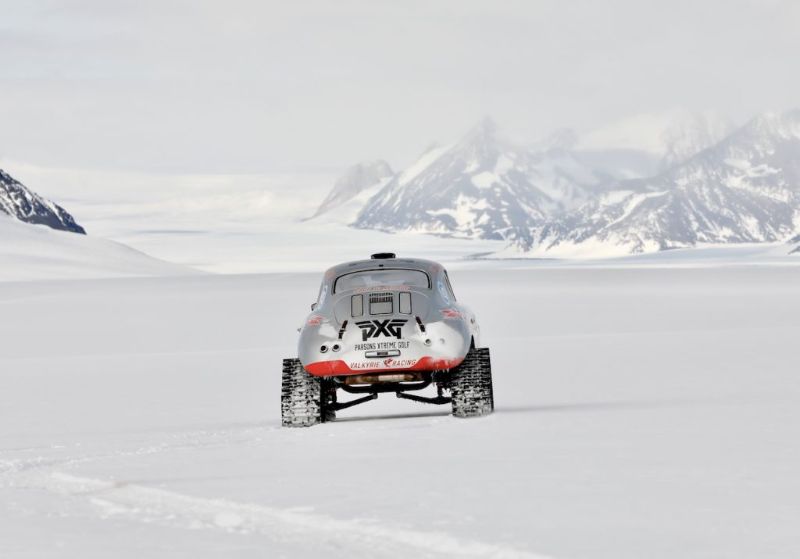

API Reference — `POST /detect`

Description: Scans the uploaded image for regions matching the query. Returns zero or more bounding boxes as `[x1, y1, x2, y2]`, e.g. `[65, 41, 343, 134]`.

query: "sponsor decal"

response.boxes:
[307, 314, 324, 326]
[305, 356, 464, 376]
[441, 308, 464, 319]
[382, 358, 418, 368]
[349, 361, 382, 370]
[354, 285, 411, 294]
[355, 318, 407, 341]
[355, 340, 410, 351]
[348, 358, 419, 370]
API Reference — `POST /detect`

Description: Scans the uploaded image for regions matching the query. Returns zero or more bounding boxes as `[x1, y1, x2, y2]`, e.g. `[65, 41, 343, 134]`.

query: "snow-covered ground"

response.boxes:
[2, 265, 799, 558]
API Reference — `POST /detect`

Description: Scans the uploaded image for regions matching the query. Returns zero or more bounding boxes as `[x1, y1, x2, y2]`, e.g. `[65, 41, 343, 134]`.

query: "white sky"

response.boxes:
[1, 0, 799, 174]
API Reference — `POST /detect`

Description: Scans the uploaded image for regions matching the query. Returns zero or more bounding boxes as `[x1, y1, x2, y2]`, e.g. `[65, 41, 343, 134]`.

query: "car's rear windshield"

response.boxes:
[334, 269, 430, 293]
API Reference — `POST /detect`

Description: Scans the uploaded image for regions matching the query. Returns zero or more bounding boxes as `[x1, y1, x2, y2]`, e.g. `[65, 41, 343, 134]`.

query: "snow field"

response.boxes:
[1, 265, 799, 558]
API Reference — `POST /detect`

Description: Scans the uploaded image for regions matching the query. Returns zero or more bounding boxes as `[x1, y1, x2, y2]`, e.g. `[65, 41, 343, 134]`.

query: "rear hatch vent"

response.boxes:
[369, 292, 393, 315]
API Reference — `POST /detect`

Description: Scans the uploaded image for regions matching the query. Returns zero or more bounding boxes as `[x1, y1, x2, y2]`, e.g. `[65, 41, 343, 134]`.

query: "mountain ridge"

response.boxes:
[534, 109, 800, 254]
[335, 110, 800, 257]
[352, 118, 608, 247]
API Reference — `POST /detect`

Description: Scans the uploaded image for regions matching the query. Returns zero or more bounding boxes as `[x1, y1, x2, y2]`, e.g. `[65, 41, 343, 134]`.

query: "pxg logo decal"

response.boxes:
[356, 319, 407, 341]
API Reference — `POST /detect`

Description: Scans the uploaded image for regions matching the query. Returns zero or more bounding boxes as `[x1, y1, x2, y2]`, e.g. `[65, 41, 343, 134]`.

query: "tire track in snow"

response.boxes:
[32, 471, 547, 559]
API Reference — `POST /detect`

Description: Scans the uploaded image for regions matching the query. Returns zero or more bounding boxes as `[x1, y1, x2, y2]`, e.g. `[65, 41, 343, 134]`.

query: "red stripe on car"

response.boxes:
[304, 356, 464, 377]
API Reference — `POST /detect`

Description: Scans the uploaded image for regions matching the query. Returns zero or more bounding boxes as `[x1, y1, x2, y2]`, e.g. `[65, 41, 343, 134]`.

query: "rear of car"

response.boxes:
[300, 264, 472, 376]
[281, 254, 492, 427]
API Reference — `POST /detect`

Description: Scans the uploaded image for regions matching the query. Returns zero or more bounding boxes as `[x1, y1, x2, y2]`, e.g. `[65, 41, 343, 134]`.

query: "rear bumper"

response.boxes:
[304, 355, 464, 377]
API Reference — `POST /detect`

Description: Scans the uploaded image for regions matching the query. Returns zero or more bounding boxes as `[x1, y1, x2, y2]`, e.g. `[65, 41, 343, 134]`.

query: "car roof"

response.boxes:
[324, 257, 443, 281]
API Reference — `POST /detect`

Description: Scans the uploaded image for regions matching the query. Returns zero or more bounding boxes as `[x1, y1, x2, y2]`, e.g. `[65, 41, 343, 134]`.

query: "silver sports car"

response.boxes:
[282, 253, 493, 427]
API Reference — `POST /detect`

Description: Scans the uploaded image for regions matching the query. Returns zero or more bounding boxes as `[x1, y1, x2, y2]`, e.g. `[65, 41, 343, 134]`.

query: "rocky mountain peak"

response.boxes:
[0, 169, 85, 234]
[453, 117, 502, 165]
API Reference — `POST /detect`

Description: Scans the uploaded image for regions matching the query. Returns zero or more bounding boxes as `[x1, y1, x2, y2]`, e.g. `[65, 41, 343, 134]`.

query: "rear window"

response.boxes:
[334, 269, 430, 293]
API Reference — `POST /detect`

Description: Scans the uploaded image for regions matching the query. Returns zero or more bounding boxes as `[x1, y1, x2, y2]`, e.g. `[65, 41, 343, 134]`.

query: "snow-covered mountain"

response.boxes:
[0, 169, 85, 234]
[330, 110, 800, 258]
[353, 118, 609, 247]
[311, 160, 393, 218]
[535, 110, 800, 255]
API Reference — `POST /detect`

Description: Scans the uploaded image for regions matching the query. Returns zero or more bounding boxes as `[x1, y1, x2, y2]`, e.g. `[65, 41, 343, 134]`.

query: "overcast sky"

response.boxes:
[2, 0, 799, 174]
